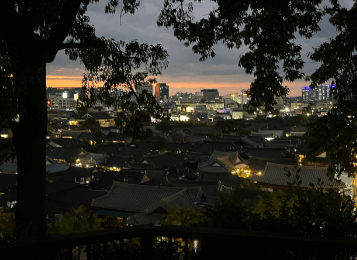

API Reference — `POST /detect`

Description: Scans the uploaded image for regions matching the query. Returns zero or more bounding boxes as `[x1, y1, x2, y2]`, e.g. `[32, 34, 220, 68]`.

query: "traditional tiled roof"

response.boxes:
[97, 143, 124, 156]
[197, 150, 245, 173]
[115, 147, 151, 162]
[144, 169, 167, 183]
[165, 179, 220, 198]
[48, 185, 107, 205]
[198, 165, 230, 174]
[241, 136, 262, 148]
[164, 143, 191, 153]
[53, 166, 98, 182]
[248, 157, 296, 172]
[46, 163, 70, 173]
[78, 132, 96, 141]
[46, 179, 79, 195]
[50, 138, 78, 148]
[126, 189, 203, 226]
[91, 182, 202, 213]
[47, 147, 83, 161]
[190, 140, 239, 154]
[185, 151, 210, 163]
[265, 140, 292, 148]
[241, 147, 286, 159]
[105, 132, 127, 142]
[186, 135, 210, 143]
[254, 130, 285, 138]
[93, 170, 149, 190]
[141, 152, 186, 169]
[0, 160, 17, 173]
[98, 155, 132, 168]
[188, 125, 218, 135]
[248, 162, 345, 189]
[198, 171, 242, 188]
[128, 163, 155, 170]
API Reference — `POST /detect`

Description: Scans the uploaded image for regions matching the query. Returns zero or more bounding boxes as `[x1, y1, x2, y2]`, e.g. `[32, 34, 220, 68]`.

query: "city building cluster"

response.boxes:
[0, 82, 349, 235]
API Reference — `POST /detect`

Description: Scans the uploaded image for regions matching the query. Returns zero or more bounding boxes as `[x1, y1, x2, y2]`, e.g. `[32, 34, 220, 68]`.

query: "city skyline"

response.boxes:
[46, 0, 352, 97]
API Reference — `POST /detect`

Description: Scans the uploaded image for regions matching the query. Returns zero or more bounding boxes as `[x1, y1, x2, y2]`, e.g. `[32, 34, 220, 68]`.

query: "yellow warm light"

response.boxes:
[1, 134, 8, 138]
[186, 106, 194, 113]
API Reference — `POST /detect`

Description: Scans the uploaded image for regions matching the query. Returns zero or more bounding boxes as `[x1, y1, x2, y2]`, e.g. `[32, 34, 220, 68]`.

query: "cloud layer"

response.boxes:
[47, 0, 342, 97]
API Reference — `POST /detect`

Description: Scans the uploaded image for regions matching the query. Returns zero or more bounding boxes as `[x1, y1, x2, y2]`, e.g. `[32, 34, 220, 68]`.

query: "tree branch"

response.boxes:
[0, 2, 25, 48]
[45, 0, 82, 62]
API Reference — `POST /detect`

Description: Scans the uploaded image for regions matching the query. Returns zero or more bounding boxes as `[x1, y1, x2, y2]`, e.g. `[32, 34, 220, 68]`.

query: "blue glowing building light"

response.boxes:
[301, 86, 311, 90]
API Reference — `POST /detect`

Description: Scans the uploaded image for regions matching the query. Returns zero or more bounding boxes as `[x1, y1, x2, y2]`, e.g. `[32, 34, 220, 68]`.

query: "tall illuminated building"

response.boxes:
[301, 85, 336, 102]
[154, 83, 169, 102]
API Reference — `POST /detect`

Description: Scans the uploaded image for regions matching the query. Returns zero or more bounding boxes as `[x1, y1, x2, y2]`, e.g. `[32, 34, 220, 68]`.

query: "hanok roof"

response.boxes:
[0, 160, 17, 173]
[105, 132, 127, 142]
[91, 182, 203, 213]
[141, 153, 186, 169]
[53, 166, 99, 182]
[248, 162, 345, 189]
[97, 143, 124, 156]
[78, 152, 108, 165]
[126, 188, 204, 226]
[185, 151, 210, 163]
[46, 178, 79, 195]
[48, 185, 107, 206]
[166, 179, 220, 198]
[144, 169, 167, 183]
[47, 147, 83, 161]
[190, 140, 239, 154]
[78, 132, 96, 141]
[254, 129, 285, 138]
[241, 147, 286, 159]
[248, 157, 297, 172]
[265, 140, 292, 148]
[50, 138, 78, 148]
[198, 171, 242, 188]
[188, 125, 218, 135]
[98, 155, 133, 168]
[198, 150, 244, 173]
[93, 170, 150, 190]
[46, 163, 70, 173]
[114, 147, 151, 162]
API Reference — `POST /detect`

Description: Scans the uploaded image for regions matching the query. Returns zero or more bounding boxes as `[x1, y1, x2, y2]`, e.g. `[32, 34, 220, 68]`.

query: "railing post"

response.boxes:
[86, 244, 91, 260]
[120, 239, 124, 259]
[168, 236, 173, 260]
[141, 234, 154, 260]
[184, 237, 188, 260]
[103, 242, 108, 259]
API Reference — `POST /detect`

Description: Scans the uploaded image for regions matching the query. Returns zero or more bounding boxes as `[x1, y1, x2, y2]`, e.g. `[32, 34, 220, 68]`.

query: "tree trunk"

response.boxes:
[12, 61, 47, 237]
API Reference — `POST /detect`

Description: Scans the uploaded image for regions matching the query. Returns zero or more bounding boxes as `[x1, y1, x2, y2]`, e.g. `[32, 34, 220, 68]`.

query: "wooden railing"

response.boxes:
[1, 224, 357, 259]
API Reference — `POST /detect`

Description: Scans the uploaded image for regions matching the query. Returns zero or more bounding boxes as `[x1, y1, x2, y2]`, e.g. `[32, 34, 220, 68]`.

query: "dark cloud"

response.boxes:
[47, 0, 341, 95]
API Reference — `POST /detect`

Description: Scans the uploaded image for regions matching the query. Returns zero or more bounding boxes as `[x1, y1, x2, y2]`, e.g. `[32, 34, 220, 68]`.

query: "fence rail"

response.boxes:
[1, 224, 357, 259]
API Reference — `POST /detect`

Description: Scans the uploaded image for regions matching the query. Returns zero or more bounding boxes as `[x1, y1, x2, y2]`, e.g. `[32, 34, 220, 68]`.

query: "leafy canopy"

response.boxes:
[157, 0, 324, 110]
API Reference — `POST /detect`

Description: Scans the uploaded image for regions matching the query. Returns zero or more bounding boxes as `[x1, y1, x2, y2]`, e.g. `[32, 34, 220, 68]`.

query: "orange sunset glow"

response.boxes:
[46, 75, 305, 97]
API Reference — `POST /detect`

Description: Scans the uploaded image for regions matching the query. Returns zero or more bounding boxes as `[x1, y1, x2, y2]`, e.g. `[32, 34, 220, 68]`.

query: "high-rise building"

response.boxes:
[137, 84, 153, 95]
[241, 89, 248, 104]
[201, 89, 219, 101]
[155, 83, 169, 102]
[301, 85, 336, 102]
